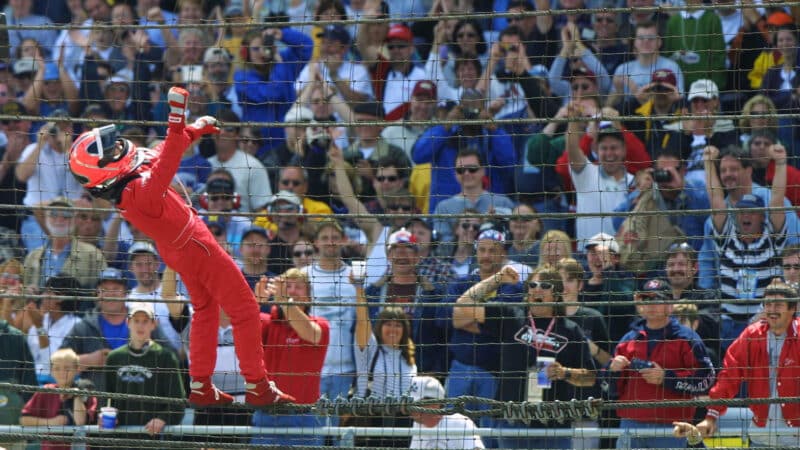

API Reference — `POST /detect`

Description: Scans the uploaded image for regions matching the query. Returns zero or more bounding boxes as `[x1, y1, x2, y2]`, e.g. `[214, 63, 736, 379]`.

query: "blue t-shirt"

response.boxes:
[99, 315, 129, 350]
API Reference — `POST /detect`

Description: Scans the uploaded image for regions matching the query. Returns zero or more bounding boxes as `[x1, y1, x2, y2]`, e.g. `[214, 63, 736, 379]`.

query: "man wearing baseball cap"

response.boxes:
[380, 80, 437, 157]
[620, 67, 683, 152]
[104, 301, 185, 435]
[662, 78, 737, 187]
[294, 24, 374, 104]
[407, 376, 484, 449]
[375, 24, 427, 121]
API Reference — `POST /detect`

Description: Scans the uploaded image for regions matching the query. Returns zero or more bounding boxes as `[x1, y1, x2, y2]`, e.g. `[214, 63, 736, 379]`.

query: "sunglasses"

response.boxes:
[668, 242, 692, 252]
[49, 211, 74, 219]
[376, 175, 399, 183]
[511, 215, 536, 222]
[1, 273, 20, 281]
[386, 204, 413, 211]
[293, 249, 315, 258]
[571, 82, 592, 91]
[527, 281, 554, 290]
[280, 179, 304, 187]
[208, 195, 233, 202]
[784, 264, 800, 271]
[460, 223, 480, 231]
[455, 166, 481, 175]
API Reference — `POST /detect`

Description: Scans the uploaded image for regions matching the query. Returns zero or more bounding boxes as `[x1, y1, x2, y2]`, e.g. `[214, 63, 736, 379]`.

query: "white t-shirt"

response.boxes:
[355, 333, 416, 398]
[409, 413, 485, 449]
[303, 262, 357, 376]
[295, 60, 374, 99]
[208, 150, 272, 212]
[28, 313, 81, 376]
[128, 287, 188, 353]
[570, 162, 633, 249]
[20, 142, 84, 207]
[382, 66, 427, 116]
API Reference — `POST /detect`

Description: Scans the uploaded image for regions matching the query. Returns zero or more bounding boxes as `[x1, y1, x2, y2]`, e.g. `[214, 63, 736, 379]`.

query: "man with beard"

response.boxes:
[16, 118, 83, 252]
[661, 242, 721, 363]
[703, 143, 789, 356]
[22, 197, 106, 290]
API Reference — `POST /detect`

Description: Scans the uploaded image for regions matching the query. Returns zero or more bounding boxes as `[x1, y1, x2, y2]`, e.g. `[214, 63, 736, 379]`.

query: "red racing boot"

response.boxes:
[188, 378, 234, 407]
[245, 379, 296, 407]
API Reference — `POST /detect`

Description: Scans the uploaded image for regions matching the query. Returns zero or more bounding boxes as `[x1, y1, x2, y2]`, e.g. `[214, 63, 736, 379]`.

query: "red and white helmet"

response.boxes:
[69, 125, 146, 189]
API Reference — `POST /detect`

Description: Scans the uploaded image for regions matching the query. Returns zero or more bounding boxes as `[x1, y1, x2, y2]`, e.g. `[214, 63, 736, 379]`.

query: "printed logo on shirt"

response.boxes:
[118, 365, 154, 384]
[514, 326, 569, 354]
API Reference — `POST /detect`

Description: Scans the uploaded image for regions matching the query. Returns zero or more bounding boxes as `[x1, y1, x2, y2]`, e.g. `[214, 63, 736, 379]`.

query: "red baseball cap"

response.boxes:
[767, 11, 794, 27]
[412, 80, 436, 99]
[651, 68, 677, 87]
[386, 24, 413, 42]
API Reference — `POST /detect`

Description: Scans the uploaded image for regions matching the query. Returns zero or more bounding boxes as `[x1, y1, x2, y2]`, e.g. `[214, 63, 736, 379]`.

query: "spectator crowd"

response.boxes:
[2, 0, 800, 448]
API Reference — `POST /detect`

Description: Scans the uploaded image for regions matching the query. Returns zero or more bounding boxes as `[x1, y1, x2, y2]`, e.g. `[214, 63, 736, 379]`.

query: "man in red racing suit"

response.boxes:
[68, 87, 294, 407]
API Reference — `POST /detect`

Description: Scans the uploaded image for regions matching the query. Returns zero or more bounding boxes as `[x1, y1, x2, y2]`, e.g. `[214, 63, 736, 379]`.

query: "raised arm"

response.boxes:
[768, 144, 787, 232]
[453, 265, 518, 332]
[329, 144, 382, 244]
[703, 146, 726, 232]
[354, 282, 371, 350]
[269, 276, 324, 345]
[565, 102, 588, 173]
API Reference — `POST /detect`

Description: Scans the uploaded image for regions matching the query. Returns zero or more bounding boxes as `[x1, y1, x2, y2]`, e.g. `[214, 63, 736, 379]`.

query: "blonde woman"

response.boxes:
[538, 230, 573, 267]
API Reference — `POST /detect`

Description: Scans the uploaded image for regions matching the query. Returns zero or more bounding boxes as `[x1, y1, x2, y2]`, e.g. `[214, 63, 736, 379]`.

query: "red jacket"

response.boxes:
[261, 307, 330, 404]
[555, 129, 652, 193]
[118, 126, 200, 249]
[707, 318, 800, 427]
[606, 318, 715, 423]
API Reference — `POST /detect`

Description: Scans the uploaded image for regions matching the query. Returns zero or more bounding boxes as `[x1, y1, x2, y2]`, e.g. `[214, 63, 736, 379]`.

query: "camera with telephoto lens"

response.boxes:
[653, 169, 672, 183]
[630, 358, 655, 371]
[462, 107, 481, 120]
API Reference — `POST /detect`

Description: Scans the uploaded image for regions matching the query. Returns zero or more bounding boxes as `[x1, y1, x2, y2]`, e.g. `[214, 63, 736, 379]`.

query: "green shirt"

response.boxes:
[105, 341, 185, 426]
[663, 11, 727, 90]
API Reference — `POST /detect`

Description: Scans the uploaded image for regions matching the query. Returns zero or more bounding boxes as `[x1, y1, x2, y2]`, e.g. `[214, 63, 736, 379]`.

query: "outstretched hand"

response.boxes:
[188, 116, 221, 137]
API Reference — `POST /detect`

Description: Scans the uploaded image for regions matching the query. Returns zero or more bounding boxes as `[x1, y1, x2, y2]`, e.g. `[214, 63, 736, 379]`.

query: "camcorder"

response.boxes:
[653, 169, 672, 183]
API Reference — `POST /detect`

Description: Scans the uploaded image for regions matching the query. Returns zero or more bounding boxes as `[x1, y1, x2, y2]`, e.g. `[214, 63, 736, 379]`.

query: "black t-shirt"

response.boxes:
[483, 305, 595, 428]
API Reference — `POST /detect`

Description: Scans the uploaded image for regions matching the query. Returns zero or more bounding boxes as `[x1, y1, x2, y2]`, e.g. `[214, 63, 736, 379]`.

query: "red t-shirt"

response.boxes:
[261, 307, 330, 404]
[21, 384, 98, 450]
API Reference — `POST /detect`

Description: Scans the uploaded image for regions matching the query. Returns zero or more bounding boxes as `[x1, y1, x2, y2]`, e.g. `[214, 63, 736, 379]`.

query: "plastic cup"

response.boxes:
[351, 260, 367, 282]
[100, 406, 117, 429]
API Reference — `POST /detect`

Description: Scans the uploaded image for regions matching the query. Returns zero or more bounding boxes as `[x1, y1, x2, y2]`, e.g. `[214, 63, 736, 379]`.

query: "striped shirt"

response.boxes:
[713, 216, 787, 314]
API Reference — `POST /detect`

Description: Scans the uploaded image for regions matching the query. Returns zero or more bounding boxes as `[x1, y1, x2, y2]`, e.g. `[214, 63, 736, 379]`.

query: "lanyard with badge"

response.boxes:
[519, 316, 556, 402]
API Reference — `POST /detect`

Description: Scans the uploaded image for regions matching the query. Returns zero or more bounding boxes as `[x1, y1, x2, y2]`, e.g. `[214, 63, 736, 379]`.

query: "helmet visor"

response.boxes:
[96, 125, 124, 167]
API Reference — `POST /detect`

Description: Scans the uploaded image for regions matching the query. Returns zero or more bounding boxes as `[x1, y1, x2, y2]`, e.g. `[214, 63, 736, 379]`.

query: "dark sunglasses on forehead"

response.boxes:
[668, 242, 692, 252]
[455, 166, 481, 175]
[293, 249, 314, 257]
[527, 281, 554, 290]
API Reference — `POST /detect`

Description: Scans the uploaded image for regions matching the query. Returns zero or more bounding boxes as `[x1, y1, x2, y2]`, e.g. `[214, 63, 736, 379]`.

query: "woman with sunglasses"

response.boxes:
[456, 264, 596, 450]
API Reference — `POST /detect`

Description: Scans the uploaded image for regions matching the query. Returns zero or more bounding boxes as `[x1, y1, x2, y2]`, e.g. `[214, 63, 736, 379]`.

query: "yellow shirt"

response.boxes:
[252, 197, 334, 232]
